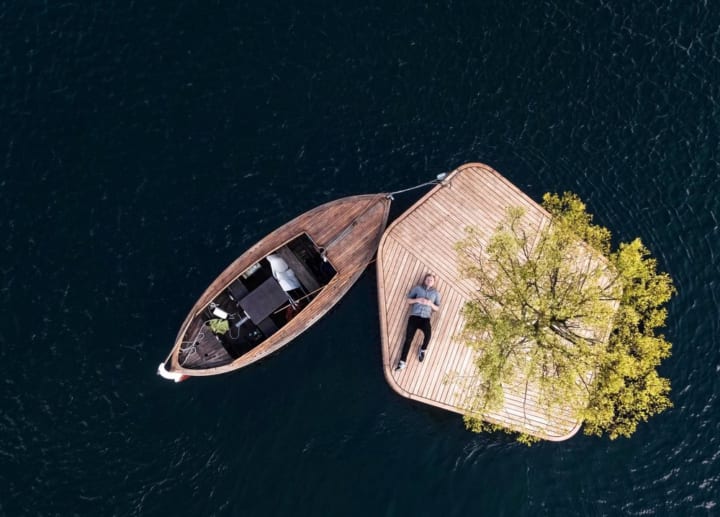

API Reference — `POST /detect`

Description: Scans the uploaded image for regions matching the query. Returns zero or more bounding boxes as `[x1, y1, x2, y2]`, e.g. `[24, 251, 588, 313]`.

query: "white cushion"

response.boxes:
[267, 254, 301, 291]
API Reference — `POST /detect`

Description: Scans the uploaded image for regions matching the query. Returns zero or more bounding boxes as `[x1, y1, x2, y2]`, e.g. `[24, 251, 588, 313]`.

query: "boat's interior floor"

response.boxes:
[178, 233, 336, 369]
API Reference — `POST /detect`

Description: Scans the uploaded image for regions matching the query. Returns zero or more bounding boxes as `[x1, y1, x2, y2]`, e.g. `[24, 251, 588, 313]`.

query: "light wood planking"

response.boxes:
[377, 163, 583, 441]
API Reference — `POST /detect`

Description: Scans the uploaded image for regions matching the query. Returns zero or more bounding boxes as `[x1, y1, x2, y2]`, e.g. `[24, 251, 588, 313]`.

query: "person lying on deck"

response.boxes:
[394, 273, 441, 371]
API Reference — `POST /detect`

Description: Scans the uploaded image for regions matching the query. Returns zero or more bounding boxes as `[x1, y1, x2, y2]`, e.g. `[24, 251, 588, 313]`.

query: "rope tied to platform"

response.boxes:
[387, 172, 449, 198]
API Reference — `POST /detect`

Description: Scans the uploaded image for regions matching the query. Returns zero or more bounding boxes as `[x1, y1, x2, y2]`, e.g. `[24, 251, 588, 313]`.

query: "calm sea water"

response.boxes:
[1, 1, 718, 515]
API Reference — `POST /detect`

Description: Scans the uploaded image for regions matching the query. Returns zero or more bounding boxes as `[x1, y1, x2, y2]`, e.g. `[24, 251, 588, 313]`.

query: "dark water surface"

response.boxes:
[2, 1, 719, 515]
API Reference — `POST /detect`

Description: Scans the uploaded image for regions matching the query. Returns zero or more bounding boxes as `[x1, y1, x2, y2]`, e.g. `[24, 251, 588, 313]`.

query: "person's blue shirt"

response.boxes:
[407, 285, 441, 318]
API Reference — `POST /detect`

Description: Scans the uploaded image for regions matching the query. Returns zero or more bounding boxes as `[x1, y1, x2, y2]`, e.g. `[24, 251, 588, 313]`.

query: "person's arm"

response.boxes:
[406, 286, 423, 306]
[423, 298, 439, 311]
[412, 295, 438, 310]
[425, 291, 440, 312]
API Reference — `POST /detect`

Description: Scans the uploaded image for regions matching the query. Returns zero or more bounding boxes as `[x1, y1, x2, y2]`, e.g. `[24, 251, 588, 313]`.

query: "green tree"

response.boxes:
[456, 192, 674, 440]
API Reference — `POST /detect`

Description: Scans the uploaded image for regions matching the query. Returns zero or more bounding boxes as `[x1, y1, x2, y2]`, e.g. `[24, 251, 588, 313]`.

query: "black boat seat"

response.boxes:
[228, 280, 249, 302]
[257, 317, 278, 338]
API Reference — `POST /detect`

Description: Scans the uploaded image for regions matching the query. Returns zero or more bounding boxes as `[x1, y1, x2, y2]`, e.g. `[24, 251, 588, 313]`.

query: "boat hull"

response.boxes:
[162, 193, 391, 377]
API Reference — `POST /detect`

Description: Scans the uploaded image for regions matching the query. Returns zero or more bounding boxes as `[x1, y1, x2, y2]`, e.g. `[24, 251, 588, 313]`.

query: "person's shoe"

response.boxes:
[394, 360, 407, 371]
[418, 348, 427, 362]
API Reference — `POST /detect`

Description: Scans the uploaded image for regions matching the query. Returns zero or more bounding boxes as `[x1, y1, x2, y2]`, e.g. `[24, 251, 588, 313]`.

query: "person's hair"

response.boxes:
[424, 273, 436, 282]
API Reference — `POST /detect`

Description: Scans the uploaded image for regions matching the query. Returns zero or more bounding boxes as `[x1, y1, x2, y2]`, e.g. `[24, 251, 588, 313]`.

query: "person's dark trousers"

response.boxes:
[399, 315, 432, 361]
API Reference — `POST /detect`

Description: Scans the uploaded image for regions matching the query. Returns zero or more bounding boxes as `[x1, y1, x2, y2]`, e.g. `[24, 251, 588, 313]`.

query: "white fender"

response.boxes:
[157, 362, 186, 382]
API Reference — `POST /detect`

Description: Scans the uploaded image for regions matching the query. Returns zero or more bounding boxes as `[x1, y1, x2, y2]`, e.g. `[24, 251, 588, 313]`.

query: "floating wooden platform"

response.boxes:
[377, 163, 582, 441]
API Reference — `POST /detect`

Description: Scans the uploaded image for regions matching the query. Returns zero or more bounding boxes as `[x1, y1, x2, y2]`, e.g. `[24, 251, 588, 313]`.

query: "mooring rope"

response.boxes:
[179, 333, 201, 367]
[387, 172, 449, 198]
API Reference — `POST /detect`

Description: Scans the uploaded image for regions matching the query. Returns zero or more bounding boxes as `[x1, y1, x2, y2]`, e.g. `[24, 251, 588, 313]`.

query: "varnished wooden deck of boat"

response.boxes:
[168, 193, 391, 376]
[377, 163, 583, 441]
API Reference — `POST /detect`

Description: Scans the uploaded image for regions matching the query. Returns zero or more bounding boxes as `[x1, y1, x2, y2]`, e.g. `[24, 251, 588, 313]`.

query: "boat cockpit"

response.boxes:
[178, 233, 336, 369]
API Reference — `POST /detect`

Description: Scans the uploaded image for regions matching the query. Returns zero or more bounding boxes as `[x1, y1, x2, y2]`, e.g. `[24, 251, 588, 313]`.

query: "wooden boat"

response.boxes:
[158, 193, 391, 381]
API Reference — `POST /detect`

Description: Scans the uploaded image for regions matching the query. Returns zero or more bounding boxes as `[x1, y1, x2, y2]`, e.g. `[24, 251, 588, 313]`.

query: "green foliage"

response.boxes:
[456, 192, 674, 441]
[463, 415, 541, 446]
[542, 192, 612, 254]
[208, 318, 230, 335]
[583, 239, 675, 439]
[456, 200, 620, 417]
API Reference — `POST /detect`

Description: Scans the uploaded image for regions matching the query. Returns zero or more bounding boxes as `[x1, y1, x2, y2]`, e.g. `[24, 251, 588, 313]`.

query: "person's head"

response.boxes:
[423, 273, 436, 288]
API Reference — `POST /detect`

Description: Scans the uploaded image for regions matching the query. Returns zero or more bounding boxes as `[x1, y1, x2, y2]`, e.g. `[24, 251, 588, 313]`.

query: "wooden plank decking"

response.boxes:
[377, 163, 582, 441]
